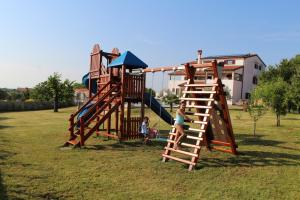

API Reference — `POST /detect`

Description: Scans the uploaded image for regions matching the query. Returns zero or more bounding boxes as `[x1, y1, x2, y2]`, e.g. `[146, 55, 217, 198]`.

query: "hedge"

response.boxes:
[0, 101, 74, 112]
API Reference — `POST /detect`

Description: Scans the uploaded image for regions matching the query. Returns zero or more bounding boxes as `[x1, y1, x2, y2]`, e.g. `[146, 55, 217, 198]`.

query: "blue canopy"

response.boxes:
[108, 51, 148, 69]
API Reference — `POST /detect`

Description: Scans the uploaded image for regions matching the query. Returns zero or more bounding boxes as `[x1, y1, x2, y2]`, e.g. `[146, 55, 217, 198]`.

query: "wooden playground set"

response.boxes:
[64, 43, 238, 171]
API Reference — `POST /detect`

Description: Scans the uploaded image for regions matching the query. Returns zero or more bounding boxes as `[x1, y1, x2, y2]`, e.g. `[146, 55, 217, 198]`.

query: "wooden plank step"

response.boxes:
[193, 120, 208, 125]
[165, 147, 198, 157]
[211, 140, 232, 147]
[181, 142, 201, 149]
[181, 97, 214, 101]
[188, 127, 205, 133]
[186, 135, 203, 141]
[182, 91, 216, 94]
[185, 112, 210, 117]
[167, 139, 175, 143]
[162, 154, 196, 166]
[185, 105, 212, 109]
[67, 139, 78, 145]
[184, 84, 218, 87]
[211, 146, 233, 154]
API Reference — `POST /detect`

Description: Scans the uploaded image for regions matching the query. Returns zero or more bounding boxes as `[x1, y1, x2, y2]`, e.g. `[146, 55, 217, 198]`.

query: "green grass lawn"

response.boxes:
[0, 107, 299, 200]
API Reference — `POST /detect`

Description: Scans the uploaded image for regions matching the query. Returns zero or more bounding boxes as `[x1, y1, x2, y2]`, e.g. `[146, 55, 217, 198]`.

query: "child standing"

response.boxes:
[173, 101, 193, 149]
[140, 116, 150, 144]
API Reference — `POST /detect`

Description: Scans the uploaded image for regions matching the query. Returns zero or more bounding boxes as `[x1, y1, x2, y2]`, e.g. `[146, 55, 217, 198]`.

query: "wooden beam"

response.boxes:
[143, 63, 213, 73]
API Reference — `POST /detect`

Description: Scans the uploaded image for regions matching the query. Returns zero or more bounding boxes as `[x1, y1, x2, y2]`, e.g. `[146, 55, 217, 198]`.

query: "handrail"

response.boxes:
[69, 83, 120, 131]
[83, 101, 121, 141]
[81, 83, 121, 121]
[70, 84, 121, 137]
[82, 90, 121, 127]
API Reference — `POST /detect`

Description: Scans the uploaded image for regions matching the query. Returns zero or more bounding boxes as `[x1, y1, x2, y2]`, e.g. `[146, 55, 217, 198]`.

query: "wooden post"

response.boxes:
[79, 118, 85, 146]
[69, 114, 74, 137]
[119, 65, 126, 140]
[140, 73, 145, 123]
[115, 107, 119, 137]
[127, 101, 131, 139]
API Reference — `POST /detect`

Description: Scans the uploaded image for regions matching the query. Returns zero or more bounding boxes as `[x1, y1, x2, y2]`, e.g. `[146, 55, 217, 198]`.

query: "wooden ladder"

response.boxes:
[162, 79, 218, 171]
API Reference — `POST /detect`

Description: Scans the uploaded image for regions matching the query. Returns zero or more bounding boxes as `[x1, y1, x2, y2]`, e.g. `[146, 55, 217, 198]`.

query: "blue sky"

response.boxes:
[0, 0, 300, 91]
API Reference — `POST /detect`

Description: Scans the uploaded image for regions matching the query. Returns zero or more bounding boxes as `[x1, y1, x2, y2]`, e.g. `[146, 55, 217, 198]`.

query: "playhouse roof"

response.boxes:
[108, 51, 148, 69]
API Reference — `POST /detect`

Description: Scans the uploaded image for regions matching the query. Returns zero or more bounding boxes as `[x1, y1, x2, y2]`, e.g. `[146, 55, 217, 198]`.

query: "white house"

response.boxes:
[168, 52, 266, 105]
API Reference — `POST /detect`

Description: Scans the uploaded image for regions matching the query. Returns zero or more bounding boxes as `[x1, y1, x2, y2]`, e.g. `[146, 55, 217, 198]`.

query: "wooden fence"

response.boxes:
[124, 75, 144, 99]
[123, 117, 142, 139]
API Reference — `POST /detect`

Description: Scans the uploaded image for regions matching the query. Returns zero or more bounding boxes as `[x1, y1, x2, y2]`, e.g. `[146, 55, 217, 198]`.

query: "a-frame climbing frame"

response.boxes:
[161, 61, 238, 171]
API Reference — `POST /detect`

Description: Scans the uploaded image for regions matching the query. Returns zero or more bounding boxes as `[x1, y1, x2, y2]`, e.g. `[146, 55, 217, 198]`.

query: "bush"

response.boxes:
[0, 100, 74, 112]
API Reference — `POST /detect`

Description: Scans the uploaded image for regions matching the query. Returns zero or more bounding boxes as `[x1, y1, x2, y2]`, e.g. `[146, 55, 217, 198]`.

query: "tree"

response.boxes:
[73, 82, 85, 89]
[162, 93, 180, 112]
[31, 73, 75, 112]
[0, 89, 8, 100]
[289, 74, 300, 113]
[145, 88, 156, 97]
[224, 86, 232, 100]
[255, 79, 288, 126]
[7, 90, 25, 101]
[248, 88, 267, 136]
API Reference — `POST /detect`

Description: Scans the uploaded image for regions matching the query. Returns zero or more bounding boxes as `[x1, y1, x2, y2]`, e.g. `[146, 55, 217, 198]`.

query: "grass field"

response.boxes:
[0, 107, 299, 200]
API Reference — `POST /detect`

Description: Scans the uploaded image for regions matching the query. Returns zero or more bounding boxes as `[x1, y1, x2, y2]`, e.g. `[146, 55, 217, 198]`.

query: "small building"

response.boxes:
[74, 88, 89, 106]
[168, 53, 266, 105]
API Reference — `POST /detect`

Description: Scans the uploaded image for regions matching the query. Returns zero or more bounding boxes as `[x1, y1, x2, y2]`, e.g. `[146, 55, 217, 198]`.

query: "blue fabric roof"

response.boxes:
[108, 51, 148, 69]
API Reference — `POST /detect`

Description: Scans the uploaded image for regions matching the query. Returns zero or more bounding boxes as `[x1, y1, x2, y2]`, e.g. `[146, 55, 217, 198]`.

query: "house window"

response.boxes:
[207, 75, 213, 80]
[225, 60, 235, 65]
[225, 74, 232, 80]
[234, 73, 243, 81]
[253, 76, 258, 85]
[254, 63, 258, 69]
[259, 65, 262, 70]
[245, 93, 251, 99]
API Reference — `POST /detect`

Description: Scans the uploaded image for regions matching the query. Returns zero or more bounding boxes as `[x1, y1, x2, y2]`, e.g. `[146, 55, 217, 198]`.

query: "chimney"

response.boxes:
[197, 49, 202, 64]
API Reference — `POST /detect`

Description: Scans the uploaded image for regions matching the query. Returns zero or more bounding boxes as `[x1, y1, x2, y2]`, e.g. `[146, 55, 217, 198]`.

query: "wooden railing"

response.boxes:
[99, 74, 110, 95]
[123, 117, 142, 140]
[124, 75, 144, 99]
[68, 81, 112, 138]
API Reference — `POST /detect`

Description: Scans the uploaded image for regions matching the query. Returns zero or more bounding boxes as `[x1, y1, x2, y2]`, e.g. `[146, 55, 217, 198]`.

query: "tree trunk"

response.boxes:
[170, 103, 173, 112]
[54, 95, 58, 112]
[253, 121, 256, 136]
[298, 106, 300, 114]
[276, 114, 280, 127]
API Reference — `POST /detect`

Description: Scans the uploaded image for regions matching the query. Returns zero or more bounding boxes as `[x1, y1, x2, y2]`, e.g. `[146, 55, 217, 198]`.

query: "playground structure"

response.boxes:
[64, 43, 238, 171]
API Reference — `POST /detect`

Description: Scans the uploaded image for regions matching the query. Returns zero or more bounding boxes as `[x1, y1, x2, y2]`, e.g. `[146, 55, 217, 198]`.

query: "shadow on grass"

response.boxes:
[0, 117, 12, 121]
[0, 146, 17, 200]
[236, 133, 300, 151]
[86, 139, 167, 151]
[197, 150, 300, 169]
[282, 117, 300, 121]
[0, 125, 13, 130]
[0, 117, 13, 130]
